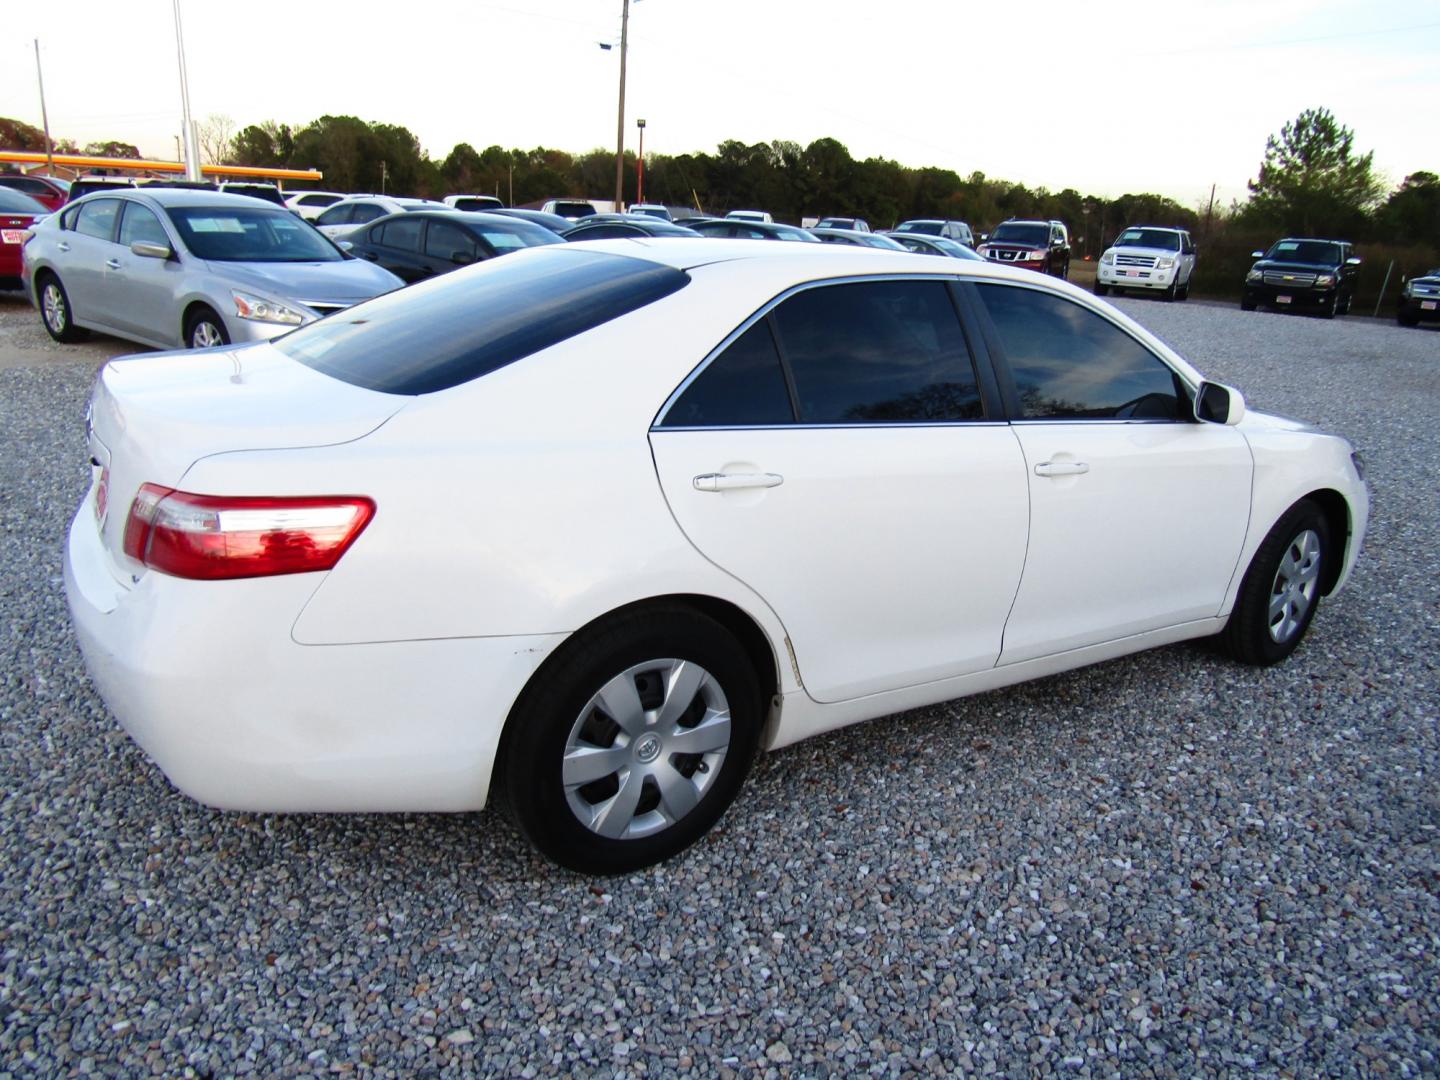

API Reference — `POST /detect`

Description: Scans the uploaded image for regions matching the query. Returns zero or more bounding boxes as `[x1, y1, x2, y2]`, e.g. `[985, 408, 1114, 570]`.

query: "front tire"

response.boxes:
[38, 274, 88, 343]
[185, 306, 230, 349]
[1094, 281, 1110, 297]
[1241, 296, 1258, 312]
[1220, 499, 1331, 666]
[1398, 307, 1420, 327]
[501, 607, 762, 874]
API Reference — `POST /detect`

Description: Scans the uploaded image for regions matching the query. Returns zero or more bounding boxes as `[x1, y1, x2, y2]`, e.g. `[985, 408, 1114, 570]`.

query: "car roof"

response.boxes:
[80, 188, 289, 209]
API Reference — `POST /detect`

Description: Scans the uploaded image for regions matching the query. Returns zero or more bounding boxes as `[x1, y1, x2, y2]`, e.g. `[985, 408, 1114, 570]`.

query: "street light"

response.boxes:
[172, 0, 202, 180]
[612, 0, 630, 210]
[636, 119, 646, 205]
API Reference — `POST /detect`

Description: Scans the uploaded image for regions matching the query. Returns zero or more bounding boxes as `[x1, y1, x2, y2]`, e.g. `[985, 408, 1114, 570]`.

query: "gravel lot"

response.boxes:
[0, 290, 1436, 1078]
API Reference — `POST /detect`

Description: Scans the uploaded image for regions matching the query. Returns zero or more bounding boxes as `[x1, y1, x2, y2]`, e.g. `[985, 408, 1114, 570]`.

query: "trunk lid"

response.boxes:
[86, 340, 408, 580]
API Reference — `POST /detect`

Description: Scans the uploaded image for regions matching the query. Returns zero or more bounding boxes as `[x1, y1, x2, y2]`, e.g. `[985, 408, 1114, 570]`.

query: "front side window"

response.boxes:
[774, 280, 983, 423]
[376, 216, 422, 252]
[118, 203, 169, 247]
[424, 219, 479, 261]
[976, 283, 1185, 420]
[74, 199, 121, 241]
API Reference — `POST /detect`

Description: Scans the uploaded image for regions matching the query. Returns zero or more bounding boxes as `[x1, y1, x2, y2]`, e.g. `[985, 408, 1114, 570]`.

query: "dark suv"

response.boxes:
[1396, 267, 1440, 328]
[1242, 238, 1360, 317]
[978, 219, 1070, 278]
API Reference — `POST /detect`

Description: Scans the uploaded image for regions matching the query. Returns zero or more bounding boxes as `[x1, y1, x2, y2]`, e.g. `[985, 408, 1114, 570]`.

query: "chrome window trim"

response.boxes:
[652, 271, 983, 431]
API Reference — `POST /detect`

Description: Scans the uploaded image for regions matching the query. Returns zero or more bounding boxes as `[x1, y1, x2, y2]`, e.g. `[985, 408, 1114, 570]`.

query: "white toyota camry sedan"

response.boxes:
[64, 240, 1368, 874]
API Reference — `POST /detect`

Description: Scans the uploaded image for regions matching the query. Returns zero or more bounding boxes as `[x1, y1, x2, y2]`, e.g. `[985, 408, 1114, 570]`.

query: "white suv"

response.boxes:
[1096, 225, 1196, 300]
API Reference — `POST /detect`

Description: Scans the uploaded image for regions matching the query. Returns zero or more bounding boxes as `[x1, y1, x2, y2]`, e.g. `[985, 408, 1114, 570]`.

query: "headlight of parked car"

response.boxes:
[1246, 268, 1263, 282]
[232, 290, 308, 326]
[1314, 274, 1336, 287]
[1027, 249, 1048, 261]
[1100, 251, 1115, 265]
[1156, 256, 1176, 269]
[1402, 280, 1415, 296]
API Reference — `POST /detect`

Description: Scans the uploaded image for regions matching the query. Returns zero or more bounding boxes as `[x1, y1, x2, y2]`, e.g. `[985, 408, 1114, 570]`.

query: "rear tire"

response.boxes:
[1219, 499, 1331, 666]
[501, 607, 763, 874]
[38, 274, 88, 343]
[184, 306, 230, 349]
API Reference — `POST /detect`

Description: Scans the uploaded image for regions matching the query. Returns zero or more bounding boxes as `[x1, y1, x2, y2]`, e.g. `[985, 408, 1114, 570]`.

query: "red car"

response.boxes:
[0, 174, 69, 213]
[0, 188, 49, 289]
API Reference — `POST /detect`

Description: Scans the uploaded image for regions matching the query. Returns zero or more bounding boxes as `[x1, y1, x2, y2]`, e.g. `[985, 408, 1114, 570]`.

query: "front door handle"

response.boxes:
[57, 241, 71, 253]
[1034, 461, 1089, 477]
[105, 258, 121, 270]
[693, 472, 784, 492]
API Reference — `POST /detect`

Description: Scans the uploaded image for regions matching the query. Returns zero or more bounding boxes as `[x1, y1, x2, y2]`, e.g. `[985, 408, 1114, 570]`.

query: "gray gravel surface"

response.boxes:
[0, 292, 1436, 1078]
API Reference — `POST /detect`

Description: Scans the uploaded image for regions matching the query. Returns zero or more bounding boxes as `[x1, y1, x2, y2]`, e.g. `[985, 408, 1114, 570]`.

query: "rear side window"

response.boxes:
[374, 216, 422, 251]
[773, 280, 983, 423]
[976, 283, 1184, 420]
[276, 248, 689, 395]
[664, 321, 795, 427]
[75, 199, 121, 241]
[316, 204, 351, 227]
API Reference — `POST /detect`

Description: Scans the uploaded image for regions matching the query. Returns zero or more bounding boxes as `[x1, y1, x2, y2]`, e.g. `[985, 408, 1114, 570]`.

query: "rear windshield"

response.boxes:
[0, 188, 48, 214]
[275, 247, 689, 394]
[896, 221, 941, 234]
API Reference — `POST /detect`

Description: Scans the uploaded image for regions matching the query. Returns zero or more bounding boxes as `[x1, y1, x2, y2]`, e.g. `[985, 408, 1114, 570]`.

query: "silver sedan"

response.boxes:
[23, 189, 403, 350]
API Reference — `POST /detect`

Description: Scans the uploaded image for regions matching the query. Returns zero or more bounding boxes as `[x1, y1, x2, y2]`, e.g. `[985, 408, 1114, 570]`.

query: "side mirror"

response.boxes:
[338, 240, 353, 251]
[1250, 250, 1266, 259]
[1195, 381, 1245, 426]
[979, 233, 989, 242]
[451, 250, 476, 265]
[130, 241, 172, 259]
[1345, 257, 1361, 266]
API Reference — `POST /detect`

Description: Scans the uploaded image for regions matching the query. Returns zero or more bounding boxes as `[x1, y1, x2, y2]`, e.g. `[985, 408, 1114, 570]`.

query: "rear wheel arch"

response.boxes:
[492, 594, 781, 797]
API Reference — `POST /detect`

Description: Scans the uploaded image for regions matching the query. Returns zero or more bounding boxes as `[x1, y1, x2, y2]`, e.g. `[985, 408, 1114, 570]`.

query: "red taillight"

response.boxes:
[122, 484, 375, 580]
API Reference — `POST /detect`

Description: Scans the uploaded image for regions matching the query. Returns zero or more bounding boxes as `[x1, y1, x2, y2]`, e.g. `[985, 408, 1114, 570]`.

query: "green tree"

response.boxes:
[1246, 107, 1382, 235]
[83, 140, 142, 159]
[1374, 171, 1440, 244]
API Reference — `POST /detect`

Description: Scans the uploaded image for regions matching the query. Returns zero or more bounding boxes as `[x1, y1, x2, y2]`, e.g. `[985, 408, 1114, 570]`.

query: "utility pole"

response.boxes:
[1204, 182, 1216, 241]
[613, 0, 630, 210]
[34, 41, 55, 176]
[172, 0, 202, 180]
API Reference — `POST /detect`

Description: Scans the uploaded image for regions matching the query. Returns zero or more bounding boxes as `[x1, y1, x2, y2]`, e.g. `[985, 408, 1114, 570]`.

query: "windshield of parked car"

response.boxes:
[467, 218, 564, 252]
[167, 206, 344, 262]
[774, 226, 820, 242]
[1266, 240, 1342, 265]
[1114, 229, 1181, 251]
[0, 188, 48, 214]
[989, 223, 1050, 245]
[275, 247, 689, 394]
[895, 221, 942, 234]
[451, 198, 500, 211]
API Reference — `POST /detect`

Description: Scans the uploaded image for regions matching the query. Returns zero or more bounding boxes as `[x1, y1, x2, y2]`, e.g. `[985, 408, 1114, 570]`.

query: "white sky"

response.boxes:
[3, 0, 1437, 210]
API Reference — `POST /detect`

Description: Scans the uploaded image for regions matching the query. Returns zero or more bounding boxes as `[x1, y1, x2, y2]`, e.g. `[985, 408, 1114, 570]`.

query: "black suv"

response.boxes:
[978, 219, 1070, 278]
[1242, 238, 1360, 317]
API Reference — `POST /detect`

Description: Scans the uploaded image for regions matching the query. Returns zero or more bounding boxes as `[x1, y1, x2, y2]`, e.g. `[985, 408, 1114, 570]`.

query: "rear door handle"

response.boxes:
[693, 472, 784, 492]
[105, 258, 121, 270]
[1034, 461, 1089, 477]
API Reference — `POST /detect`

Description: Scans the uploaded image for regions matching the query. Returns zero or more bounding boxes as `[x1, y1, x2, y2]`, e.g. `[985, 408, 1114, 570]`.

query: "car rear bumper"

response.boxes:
[64, 502, 564, 813]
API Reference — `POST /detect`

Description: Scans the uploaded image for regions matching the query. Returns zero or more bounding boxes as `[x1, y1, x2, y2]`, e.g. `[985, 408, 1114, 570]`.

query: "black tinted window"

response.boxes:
[567, 224, 640, 240]
[75, 199, 121, 241]
[375, 216, 422, 252]
[276, 248, 688, 395]
[316, 204, 351, 226]
[773, 281, 983, 423]
[424, 218, 478, 261]
[976, 284, 1183, 420]
[664, 320, 794, 427]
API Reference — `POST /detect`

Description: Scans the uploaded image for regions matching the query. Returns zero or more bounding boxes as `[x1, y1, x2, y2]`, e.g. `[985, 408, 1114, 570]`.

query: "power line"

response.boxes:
[1161, 20, 1440, 55]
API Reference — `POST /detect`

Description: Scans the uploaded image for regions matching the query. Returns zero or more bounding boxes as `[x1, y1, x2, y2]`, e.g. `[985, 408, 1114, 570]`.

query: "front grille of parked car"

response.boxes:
[989, 249, 1022, 261]
[1263, 271, 1317, 288]
[1412, 283, 1439, 296]
[1115, 254, 1158, 268]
